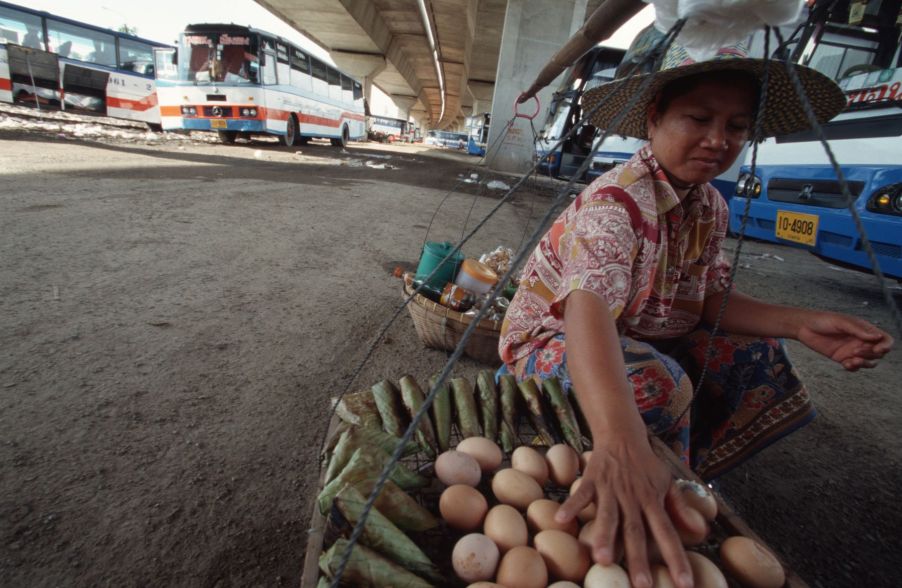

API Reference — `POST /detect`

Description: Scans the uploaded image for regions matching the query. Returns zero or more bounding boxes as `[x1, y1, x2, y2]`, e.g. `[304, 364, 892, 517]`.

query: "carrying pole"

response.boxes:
[517, 0, 646, 103]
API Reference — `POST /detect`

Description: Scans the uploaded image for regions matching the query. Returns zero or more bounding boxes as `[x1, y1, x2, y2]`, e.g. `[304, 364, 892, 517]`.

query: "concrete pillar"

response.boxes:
[486, 0, 589, 174]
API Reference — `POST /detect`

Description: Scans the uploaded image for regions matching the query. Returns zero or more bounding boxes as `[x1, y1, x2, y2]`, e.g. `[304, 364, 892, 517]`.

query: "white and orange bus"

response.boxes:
[155, 23, 365, 147]
[0, 0, 173, 128]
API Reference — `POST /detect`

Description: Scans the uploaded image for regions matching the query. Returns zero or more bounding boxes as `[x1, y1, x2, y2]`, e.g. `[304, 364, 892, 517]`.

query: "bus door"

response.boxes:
[61, 62, 107, 114]
[6, 44, 59, 106]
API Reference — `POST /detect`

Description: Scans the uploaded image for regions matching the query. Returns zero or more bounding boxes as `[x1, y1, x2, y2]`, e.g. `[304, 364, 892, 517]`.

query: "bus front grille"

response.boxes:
[766, 178, 864, 209]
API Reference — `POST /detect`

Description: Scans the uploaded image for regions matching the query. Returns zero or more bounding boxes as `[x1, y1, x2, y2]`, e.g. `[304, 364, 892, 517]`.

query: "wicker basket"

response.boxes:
[402, 284, 502, 365]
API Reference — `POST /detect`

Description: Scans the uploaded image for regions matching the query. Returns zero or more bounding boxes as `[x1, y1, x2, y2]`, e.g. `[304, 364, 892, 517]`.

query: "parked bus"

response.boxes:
[368, 115, 411, 142]
[155, 23, 365, 147]
[465, 112, 490, 156]
[424, 129, 467, 149]
[0, 0, 173, 128]
[729, 0, 902, 279]
[534, 45, 628, 181]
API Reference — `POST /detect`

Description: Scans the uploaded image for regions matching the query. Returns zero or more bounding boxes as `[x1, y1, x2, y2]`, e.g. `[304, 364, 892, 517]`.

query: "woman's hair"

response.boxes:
[654, 69, 761, 115]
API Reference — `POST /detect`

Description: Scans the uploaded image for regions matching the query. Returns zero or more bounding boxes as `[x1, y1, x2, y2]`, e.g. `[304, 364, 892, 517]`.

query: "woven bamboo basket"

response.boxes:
[402, 284, 502, 365]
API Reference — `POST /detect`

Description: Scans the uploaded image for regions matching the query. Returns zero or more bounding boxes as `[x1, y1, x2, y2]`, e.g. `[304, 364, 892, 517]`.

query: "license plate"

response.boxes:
[210, 119, 227, 129]
[775, 210, 819, 246]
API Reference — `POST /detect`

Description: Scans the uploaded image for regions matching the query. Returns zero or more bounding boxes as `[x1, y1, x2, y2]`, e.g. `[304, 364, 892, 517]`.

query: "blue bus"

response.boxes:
[534, 45, 627, 182]
[466, 112, 490, 156]
[729, 0, 902, 279]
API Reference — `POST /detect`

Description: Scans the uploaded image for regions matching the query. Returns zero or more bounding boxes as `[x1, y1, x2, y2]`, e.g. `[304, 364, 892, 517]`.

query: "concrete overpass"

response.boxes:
[254, 0, 607, 129]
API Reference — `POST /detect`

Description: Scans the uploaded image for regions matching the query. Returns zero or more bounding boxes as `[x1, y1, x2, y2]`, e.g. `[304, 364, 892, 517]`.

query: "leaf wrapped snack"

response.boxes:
[429, 374, 452, 452]
[517, 378, 555, 446]
[542, 376, 583, 451]
[451, 377, 481, 438]
[498, 374, 519, 453]
[476, 370, 499, 443]
[399, 375, 437, 458]
[319, 538, 434, 588]
[372, 379, 407, 437]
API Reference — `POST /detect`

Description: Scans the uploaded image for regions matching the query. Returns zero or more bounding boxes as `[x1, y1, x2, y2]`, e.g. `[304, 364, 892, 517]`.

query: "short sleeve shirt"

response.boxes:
[498, 144, 732, 365]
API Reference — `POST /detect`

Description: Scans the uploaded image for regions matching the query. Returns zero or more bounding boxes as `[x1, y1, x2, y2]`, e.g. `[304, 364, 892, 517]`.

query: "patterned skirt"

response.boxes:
[499, 327, 815, 480]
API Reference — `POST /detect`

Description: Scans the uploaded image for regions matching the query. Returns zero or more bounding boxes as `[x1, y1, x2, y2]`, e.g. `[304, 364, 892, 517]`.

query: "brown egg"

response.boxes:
[491, 468, 544, 510]
[547, 582, 581, 588]
[496, 545, 547, 588]
[457, 436, 504, 473]
[583, 563, 631, 588]
[534, 529, 591, 582]
[651, 565, 677, 588]
[440, 484, 488, 531]
[511, 446, 549, 486]
[526, 499, 579, 536]
[686, 552, 728, 588]
[568, 478, 597, 522]
[719, 536, 786, 588]
[452, 533, 500, 582]
[545, 444, 580, 487]
[466, 583, 505, 588]
[676, 479, 718, 521]
[483, 504, 528, 553]
[435, 450, 482, 487]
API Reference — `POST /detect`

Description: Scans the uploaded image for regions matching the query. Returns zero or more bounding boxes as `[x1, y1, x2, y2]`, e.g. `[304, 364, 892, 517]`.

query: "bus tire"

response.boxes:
[218, 130, 238, 144]
[146, 122, 163, 133]
[330, 125, 349, 148]
[283, 114, 299, 146]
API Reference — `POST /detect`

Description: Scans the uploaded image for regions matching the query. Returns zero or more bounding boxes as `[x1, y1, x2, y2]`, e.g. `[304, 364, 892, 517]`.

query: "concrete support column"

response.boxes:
[486, 0, 589, 174]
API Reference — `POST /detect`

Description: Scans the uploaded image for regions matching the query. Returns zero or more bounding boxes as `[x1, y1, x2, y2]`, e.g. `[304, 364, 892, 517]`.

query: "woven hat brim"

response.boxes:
[582, 59, 847, 140]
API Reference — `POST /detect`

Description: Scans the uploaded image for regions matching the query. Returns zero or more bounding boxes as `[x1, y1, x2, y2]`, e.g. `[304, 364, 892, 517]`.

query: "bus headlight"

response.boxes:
[735, 172, 762, 198]
[240, 108, 258, 118]
[867, 184, 902, 216]
[181, 106, 197, 116]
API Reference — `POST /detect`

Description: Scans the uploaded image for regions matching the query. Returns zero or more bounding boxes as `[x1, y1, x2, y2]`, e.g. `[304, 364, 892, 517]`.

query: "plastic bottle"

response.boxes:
[393, 268, 477, 312]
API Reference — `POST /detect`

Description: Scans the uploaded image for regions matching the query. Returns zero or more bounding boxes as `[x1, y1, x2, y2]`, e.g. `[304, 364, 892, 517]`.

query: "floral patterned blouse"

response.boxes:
[499, 144, 732, 365]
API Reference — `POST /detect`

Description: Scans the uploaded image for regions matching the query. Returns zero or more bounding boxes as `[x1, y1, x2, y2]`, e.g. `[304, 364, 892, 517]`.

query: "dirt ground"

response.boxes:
[0, 111, 899, 588]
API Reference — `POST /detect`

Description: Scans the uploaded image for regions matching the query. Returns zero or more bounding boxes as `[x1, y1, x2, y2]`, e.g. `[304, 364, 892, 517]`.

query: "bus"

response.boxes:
[0, 0, 173, 128]
[534, 45, 628, 181]
[424, 129, 467, 149]
[465, 112, 490, 156]
[728, 0, 902, 279]
[155, 23, 365, 147]
[368, 115, 412, 142]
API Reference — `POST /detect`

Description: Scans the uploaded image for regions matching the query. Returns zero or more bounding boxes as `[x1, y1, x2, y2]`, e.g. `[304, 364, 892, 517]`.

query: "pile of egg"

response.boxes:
[434, 437, 786, 588]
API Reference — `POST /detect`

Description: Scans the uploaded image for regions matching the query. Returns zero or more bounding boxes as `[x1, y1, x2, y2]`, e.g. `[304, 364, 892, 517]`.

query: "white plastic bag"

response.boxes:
[650, 0, 804, 61]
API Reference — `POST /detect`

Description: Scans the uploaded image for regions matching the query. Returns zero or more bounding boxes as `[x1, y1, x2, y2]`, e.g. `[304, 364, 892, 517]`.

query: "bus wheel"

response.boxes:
[218, 130, 238, 144]
[330, 125, 349, 148]
[146, 122, 163, 133]
[283, 115, 299, 146]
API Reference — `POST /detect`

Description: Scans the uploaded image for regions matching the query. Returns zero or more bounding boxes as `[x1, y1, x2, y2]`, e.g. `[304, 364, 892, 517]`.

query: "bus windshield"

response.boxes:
[178, 30, 259, 85]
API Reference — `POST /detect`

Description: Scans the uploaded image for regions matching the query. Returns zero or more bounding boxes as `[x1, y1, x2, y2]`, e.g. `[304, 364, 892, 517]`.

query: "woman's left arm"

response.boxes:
[702, 290, 894, 371]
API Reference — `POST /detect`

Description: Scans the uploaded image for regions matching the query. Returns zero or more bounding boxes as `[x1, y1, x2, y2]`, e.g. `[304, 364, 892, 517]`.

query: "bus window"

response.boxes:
[0, 4, 45, 50]
[353, 81, 363, 102]
[118, 38, 155, 76]
[341, 74, 353, 104]
[290, 47, 311, 90]
[47, 19, 116, 66]
[290, 48, 309, 73]
[276, 42, 290, 83]
[327, 67, 341, 101]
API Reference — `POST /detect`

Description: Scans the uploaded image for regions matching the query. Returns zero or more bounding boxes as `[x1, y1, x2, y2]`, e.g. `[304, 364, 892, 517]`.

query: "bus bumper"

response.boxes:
[730, 197, 902, 280]
[180, 118, 266, 132]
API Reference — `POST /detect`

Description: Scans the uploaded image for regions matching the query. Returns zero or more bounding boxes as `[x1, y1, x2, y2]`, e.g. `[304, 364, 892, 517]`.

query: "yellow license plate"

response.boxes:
[775, 210, 819, 246]
[210, 119, 227, 129]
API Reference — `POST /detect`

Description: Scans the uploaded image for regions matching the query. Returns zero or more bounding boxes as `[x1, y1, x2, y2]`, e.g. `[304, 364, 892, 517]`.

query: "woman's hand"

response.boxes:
[556, 430, 701, 588]
[797, 311, 893, 371]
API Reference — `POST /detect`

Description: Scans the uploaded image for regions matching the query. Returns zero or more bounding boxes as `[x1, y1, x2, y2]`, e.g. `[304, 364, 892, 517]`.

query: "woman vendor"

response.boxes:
[498, 43, 894, 588]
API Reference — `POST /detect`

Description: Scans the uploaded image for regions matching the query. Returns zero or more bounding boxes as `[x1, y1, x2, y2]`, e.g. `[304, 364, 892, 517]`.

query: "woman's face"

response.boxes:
[646, 78, 755, 188]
